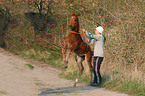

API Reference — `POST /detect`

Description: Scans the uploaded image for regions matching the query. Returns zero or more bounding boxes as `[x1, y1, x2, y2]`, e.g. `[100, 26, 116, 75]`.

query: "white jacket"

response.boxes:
[86, 31, 104, 57]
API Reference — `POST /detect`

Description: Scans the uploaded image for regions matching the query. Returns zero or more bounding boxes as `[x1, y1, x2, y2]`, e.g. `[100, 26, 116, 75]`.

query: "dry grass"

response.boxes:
[60, 0, 145, 81]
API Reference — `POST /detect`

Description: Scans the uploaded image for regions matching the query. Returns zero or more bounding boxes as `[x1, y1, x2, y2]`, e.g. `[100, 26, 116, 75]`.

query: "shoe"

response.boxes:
[90, 82, 98, 86]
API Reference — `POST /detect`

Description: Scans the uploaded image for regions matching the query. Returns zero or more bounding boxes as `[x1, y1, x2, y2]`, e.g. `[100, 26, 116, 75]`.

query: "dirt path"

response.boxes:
[0, 48, 129, 96]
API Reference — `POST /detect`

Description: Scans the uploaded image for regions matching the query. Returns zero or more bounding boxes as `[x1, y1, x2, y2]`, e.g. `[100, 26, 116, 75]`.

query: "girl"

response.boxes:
[83, 26, 105, 86]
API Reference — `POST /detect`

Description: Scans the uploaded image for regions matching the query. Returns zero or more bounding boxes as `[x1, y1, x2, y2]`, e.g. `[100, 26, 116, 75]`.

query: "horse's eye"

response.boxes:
[74, 19, 77, 21]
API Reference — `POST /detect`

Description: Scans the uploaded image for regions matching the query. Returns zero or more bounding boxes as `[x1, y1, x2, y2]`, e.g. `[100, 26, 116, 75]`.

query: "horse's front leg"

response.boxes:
[62, 43, 67, 68]
[64, 49, 71, 68]
[73, 56, 85, 87]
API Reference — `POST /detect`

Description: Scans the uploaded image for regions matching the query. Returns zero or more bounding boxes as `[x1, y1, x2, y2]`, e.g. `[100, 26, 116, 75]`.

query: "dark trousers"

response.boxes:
[93, 56, 104, 84]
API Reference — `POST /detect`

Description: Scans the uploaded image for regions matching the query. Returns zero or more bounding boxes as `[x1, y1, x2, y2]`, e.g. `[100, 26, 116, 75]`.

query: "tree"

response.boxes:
[25, 0, 54, 36]
[27, 0, 53, 15]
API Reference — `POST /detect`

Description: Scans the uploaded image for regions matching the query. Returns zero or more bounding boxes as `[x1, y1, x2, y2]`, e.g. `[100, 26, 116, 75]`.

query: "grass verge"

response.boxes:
[102, 77, 145, 96]
[18, 48, 64, 69]
[25, 64, 34, 70]
[0, 91, 7, 94]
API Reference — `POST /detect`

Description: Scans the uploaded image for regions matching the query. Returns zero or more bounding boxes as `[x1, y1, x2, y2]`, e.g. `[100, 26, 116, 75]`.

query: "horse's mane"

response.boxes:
[71, 13, 78, 17]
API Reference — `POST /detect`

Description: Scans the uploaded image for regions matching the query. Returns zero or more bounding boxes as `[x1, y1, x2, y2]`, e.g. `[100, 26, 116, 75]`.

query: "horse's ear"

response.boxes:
[71, 13, 74, 16]
[71, 13, 80, 16]
[76, 12, 80, 16]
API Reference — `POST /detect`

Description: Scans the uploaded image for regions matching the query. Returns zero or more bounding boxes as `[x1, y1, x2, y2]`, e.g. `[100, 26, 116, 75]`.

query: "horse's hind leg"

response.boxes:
[73, 56, 85, 87]
[86, 51, 93, 84]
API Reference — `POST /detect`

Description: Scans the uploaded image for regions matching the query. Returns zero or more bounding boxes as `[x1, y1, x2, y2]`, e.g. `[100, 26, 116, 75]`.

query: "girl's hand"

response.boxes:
[82, 29, 85, 32]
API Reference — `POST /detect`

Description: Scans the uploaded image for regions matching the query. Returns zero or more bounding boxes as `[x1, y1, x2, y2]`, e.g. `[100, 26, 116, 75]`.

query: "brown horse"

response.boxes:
[62, 13, 93, 87]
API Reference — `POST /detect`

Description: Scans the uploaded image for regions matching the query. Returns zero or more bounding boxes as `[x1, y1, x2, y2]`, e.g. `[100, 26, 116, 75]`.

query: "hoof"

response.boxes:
[64, 66, 68, 68]
[73, 84, 76, 87]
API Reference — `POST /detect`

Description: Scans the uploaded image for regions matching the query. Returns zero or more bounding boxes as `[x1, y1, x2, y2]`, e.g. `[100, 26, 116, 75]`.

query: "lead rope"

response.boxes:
[86, 31, 93, 45]
[82, 31, 88, 44]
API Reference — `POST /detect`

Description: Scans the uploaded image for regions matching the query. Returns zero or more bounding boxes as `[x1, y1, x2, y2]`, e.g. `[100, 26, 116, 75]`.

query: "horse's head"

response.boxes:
[69, 13, 79, 31]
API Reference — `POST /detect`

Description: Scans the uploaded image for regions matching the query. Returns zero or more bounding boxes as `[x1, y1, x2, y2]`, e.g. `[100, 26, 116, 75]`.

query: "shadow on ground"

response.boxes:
[39, 85, 99, 95]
